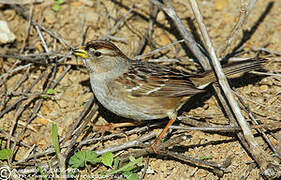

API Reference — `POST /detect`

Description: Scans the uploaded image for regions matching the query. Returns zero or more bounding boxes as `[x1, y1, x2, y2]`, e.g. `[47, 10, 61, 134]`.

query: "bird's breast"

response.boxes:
[89, 77, 187, 121]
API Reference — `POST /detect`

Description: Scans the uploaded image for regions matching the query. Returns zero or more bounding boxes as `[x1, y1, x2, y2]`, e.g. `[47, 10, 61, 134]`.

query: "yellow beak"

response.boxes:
[72, 46, 88, 58]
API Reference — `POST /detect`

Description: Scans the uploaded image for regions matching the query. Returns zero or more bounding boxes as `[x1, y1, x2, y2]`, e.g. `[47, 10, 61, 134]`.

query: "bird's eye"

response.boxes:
[94, 51, 102, 57]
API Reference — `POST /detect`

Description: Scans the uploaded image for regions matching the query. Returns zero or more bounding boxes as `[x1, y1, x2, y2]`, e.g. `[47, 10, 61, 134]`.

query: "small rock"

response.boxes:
[34, 117, 49, 126]
[146, 166, 155, 174]
[157, 11, 166, 21]
[259, 85, 268, 91]
[79, 0, 94, 7]
[159, 32, 170, 46]
[0, 20, 16, 44]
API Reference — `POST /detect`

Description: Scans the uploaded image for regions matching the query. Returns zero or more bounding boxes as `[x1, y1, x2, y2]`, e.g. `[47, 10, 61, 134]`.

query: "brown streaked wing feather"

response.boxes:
[116, 60, 205, 97]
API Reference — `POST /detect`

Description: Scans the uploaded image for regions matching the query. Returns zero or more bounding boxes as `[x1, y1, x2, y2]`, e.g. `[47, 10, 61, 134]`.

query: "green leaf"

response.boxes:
[57, 0, 64, 4]
[47, 88, 55, 95]
[199, 155, 212, 160]
[129, 156, 136, 162]
[108, 156, 143, 175]
[0, 149, 12, 160]
[101, 152, 113, 168]
[41, 94, 48, 99]
[86, 150, 99, 165]
[125, 173, 139, 180]
[113, 156, 120, 170]
[38, 166, 48, 180]
[51, 123, 60, 158]
[69, 150, 99, 168]
[69, 151, 86, 168]
[53, 4, 60, 12]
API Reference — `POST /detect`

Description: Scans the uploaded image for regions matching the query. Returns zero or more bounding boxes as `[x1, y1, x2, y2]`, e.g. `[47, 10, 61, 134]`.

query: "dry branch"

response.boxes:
[188, 0, 280, 178]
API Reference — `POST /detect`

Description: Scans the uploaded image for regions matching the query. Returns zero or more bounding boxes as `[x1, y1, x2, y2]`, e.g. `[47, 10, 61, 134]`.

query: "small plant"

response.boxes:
[53, 0, 64, 12]
[51, 123, 60, 159]
[199, 155, 213, 160]
[41, 88, 55, 99]
[0, 138, 12, 160]
[0, 148, 12, 160]
[51, 123, 63, 178]
[69, 150, 142, 180]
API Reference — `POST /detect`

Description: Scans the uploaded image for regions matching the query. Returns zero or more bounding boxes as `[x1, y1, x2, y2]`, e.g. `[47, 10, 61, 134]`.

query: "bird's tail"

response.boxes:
[190, 57, 267, 88]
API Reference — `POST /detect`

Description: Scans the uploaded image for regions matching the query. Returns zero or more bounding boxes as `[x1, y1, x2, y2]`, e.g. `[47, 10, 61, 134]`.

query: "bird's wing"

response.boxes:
[115, 61, 205, 97]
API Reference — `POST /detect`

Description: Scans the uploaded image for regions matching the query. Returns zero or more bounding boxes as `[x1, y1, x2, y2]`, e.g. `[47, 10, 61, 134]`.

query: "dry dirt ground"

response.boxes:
[0, 0, 281, 179]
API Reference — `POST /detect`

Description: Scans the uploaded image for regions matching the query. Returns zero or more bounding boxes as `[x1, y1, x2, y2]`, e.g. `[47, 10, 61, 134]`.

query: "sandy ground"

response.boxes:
[0, 0, 281, 179]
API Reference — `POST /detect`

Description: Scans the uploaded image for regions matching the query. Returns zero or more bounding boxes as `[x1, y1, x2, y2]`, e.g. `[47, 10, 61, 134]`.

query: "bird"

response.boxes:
[72, 40, 265, 151]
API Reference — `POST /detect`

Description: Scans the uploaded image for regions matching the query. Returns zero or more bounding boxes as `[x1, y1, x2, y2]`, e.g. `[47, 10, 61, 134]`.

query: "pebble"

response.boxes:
[79, 0, 94, 7]
[259, 85, 268, 91]
[0, 20, 16, 44]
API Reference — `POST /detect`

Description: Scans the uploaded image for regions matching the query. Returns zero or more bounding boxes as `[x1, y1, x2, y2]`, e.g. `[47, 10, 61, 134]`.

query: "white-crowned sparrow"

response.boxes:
[73, 40, 265, 147]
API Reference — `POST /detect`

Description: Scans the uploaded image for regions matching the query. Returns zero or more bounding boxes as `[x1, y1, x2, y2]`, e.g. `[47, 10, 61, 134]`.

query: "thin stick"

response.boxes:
[105, 5, 136, 37]
[20, 1, 33, 53]
[169, 122, 281, 132]
[94, 132, 156, 156]
[133, 2, 159, 56]
[235, 87, 281, 158]
[0, 0, 43, 4]
[150, 0, 210, 70]
[188, 0, 280, 178]
[12, 5, 73, 49]
[35, 25, 49, 53]
[218, 0, 257, 56]
[135, 39, 185, 60]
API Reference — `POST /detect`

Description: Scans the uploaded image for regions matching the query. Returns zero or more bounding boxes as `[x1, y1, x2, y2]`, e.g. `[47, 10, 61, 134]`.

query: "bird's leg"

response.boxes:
[151, 112, 177, 152]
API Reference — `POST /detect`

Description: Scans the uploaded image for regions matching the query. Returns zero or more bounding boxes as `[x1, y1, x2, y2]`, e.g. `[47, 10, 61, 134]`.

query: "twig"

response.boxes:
[17, 65, 72, 145]
[135, 39, 184, 60]
[77, 124, 151, 147]
[20, 1, 33, 53]
[63, 104, 99, 163]
[251, 71, 281, 78]
[35, 25, 50, 53]
[234, 87, 281, 158]
[133, 2, 159, 56]
[94, 132, 156, 156]
[165, 151, 224, 177]
[104, 5, 136, 37]
[8, 94, 40, 164]
[119, 134, 187, 162]
[169, 122, 281, 132]
[251, 46, 281, 56]
[0, 130, 31, 148]
[0, 65, 30, 114]
[8, 65, 55, 161]
[0, 0, 43, 4]
[0, 67, 48, 118]
[12, 5, 73, 49]
[0, 60, 22, 86]
[63, 95, 95, 145]
[188, 0, 281, 178]
[140, 157, 149, 180]
[150, 0, 210, 70]
[218, 0, 258, 57]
